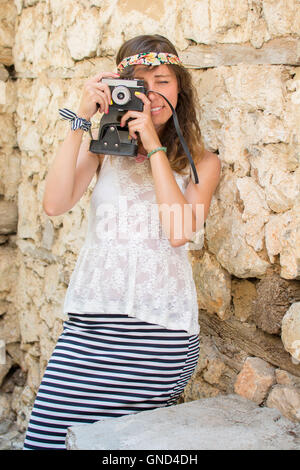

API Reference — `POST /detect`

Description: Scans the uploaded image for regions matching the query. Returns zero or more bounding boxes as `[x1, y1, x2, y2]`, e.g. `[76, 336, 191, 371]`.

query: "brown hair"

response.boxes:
[96, 34, 205, 177]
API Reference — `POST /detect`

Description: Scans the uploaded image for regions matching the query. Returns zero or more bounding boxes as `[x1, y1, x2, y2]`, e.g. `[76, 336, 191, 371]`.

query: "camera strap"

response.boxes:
[147, 90, 199, 185]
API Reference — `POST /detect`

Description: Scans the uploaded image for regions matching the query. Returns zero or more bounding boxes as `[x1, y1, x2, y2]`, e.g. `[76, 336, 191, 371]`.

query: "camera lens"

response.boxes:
[112, 86, 131, 106]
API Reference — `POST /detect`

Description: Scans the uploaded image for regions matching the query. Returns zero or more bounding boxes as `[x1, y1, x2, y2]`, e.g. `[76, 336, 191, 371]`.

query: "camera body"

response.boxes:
[89, 78, 146, 157]
[104, 77, 145, 111]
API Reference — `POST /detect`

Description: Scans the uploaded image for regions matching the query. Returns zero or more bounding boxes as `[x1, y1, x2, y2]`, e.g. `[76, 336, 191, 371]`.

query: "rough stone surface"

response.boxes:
[0, 0, 300, 444]
[231, 278, 257, 322]
[267, 384, 300, 423]
[251, 275, 300, 335]
[281, 302, 300, 362]
[66, 394, 300, 450]
[234, 356, 276, 404]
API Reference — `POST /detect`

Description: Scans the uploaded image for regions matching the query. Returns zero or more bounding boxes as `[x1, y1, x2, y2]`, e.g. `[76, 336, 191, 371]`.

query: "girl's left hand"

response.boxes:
[119, 92, 162, 154]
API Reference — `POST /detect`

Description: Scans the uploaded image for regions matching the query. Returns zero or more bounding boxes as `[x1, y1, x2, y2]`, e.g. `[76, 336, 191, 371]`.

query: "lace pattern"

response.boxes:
[63, 154, 200, 335]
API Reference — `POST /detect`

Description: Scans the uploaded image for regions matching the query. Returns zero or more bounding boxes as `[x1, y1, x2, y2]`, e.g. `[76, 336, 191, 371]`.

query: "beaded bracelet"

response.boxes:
[147, 146, 167, 159]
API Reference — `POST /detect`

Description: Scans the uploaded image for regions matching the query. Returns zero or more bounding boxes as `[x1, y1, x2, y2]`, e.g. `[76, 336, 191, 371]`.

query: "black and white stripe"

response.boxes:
[58, 108, 91, 132]
[23, 313, 199, 450]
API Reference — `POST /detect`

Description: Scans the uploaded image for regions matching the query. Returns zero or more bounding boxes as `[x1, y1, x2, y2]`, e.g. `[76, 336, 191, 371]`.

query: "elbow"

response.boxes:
[43, 206, 56, 216]
[170, 237, 188, 248]
[42, 201, 59, 216]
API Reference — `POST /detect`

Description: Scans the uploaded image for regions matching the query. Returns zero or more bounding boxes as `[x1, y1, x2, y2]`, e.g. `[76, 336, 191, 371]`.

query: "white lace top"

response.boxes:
[63, 154, 200, 335]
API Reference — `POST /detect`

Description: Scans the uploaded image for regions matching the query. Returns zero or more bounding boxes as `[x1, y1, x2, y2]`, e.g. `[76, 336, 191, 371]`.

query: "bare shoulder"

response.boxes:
[202, 149, 221, 166]
[196, 149, 221, 178]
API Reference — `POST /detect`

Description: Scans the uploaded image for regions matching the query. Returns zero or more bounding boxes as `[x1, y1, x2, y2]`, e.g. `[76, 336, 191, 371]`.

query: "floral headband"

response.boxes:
[117, 52, 183, 71]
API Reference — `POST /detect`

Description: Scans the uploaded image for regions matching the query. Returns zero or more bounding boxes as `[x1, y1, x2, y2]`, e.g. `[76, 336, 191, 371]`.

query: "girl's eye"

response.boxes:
[158, 81, 169, 84]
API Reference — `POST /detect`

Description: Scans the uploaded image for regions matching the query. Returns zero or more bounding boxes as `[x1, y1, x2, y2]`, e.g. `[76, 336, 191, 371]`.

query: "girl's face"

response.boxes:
[133, 64, 179, 135]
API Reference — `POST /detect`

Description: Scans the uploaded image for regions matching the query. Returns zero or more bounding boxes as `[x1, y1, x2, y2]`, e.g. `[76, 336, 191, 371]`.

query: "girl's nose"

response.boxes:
[146, 90, 157, 101]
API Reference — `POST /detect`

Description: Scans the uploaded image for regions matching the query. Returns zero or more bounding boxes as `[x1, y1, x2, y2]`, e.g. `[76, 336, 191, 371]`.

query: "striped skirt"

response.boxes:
[23, 313, 200, 450]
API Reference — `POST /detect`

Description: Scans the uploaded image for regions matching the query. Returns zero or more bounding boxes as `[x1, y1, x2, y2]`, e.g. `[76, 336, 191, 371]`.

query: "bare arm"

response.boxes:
[42, 129, 102, 216]
[42, 71, 119, 216]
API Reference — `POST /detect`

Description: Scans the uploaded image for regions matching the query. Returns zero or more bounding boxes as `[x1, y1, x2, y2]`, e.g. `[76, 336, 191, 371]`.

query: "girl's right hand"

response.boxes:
[77, 71, 120, 120]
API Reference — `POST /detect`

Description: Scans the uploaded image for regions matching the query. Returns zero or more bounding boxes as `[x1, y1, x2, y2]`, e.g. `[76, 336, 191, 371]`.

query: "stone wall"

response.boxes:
[0, 0, 300, 440]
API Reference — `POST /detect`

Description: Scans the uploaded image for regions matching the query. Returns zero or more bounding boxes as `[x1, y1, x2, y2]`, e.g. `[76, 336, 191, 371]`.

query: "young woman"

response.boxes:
[23, 34, 221, 450]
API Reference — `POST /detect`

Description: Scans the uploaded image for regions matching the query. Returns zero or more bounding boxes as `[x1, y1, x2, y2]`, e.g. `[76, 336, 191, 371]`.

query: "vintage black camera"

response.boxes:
[89, 78, 146, 157]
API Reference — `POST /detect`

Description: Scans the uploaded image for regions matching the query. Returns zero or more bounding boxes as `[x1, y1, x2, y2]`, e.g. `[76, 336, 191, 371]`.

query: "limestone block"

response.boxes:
[13, 2, 51, 74]
[263, 0, 300, 36]
[17, 181, 39, 241]
[275, 369, 300, 387]
[0, 149, 21, 200]
[0, 246, 17, 297]
[236, 176, 269, 251]
[24, 352, 41, 393]
[231, 279, 257, 322]
[281, 302, 300, 361]
[15, 263, 41, 344]
[210, 0, 249, 40]
[198, 65, 293, 179]
[176, 0, 211, 46]
[0, 357, 11, 388]
[11, 385, 23, 414]
[203, 357, 227, 386]
[0, 114, 16, 147]
[0, 80, 6, 105]
[217, 108, 252, 174]
[182, 375, 221, 402]
[66, 394, 300, 450]
[99, 0, 178, 56]
[245, 111, 290, 145]
[16, 78, 50, 124]
[284, 73, 300, 147]
[17, 124, 41, 155]
[205, 196, 270, 278]
[17, 385, 36, 432]
[66, 7, 101, 61]
[265, 205, 300, 279]
[267, 384, 300, 422]
[180, 38, 300, 68]
[0, 339, 5, 365]
[0, 393, 11, 421]
[248, 144, 300, 213]
[41, 218, 54, 251]
[234, 356, 276, 404]
[6, 342, 22, 369]
[0, 79, 17, 114]
[0, 200, 18, 235]
[192, 251, 232, 319]
[47, 28, 75, 70]
[0, 1, 17, 66]
[0, 65, 9, 82]
[177, 0, 251, 47]
[251, 274, 299, 335]
[193, 67, 232, 155]
[0, 310, 20, 345]
[223, 65, 285, 117]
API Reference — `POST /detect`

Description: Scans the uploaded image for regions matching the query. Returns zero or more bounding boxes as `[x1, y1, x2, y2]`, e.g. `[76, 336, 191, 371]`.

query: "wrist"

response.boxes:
[77, 110, 92, 121]
[147, 146, 167, 159]
[145, 140, 162, 154]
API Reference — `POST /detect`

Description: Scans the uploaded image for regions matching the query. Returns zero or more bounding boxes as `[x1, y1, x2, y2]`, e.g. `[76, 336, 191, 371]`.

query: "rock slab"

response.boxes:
[66, 394, 300, 450]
